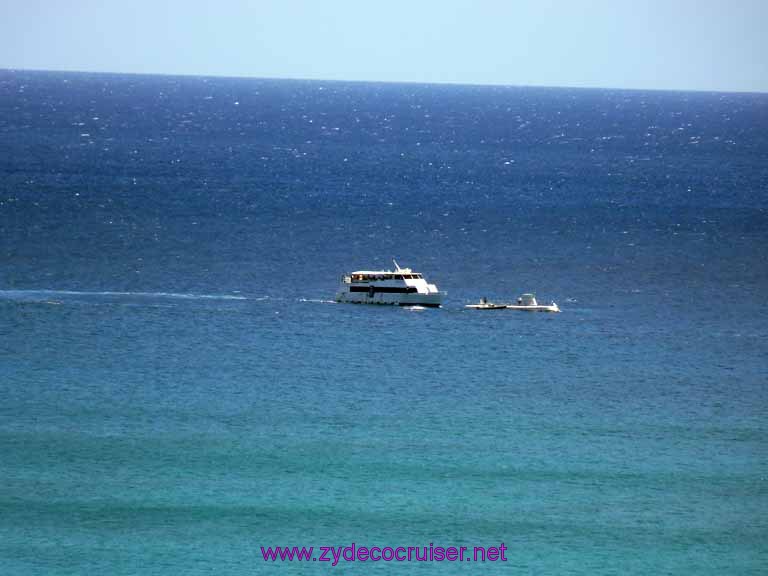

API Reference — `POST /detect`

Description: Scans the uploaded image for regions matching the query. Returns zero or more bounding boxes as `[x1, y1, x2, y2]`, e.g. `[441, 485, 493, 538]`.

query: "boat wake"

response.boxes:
[0, 289, 249, 302]
[0, 291, 348, 309]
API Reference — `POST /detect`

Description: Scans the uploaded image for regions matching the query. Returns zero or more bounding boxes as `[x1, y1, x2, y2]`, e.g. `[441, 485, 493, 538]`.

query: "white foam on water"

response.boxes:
[0, 289, 249, 301]
[298, 297, 336, 304]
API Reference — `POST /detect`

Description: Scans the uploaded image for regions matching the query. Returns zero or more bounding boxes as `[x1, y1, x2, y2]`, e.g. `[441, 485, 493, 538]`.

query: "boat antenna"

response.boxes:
[393, 258, 401, 271]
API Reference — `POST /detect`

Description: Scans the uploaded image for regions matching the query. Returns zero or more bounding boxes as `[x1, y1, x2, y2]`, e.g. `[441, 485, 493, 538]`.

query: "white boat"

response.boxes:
[335, 260, 444, 307]
[506, 293, 560, 312]
[465, 293, 560, 312]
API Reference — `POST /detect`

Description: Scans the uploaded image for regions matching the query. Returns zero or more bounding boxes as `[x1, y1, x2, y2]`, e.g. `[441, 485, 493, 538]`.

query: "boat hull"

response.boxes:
[465, 302, 560, 312]
[506, 304, 560, 312]
[335, 291, 443, 308]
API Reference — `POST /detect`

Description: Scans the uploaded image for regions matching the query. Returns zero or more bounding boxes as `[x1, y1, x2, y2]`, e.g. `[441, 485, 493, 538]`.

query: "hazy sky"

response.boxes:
[1, 0, 766, 92]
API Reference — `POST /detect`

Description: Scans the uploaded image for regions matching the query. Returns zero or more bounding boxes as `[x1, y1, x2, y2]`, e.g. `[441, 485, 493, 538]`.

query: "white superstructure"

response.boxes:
[335, 260, 444, 307]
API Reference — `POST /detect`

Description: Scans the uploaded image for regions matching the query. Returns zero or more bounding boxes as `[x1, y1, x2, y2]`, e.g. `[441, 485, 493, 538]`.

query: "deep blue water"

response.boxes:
[1, 70, 767, 574]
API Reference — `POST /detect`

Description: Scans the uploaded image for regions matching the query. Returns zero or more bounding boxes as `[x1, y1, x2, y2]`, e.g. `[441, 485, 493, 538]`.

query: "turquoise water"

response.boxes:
[1, 70, 766, 574]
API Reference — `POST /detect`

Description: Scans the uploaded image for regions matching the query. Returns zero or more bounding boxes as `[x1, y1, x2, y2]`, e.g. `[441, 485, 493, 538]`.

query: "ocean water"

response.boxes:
[0, 70, 767, 574]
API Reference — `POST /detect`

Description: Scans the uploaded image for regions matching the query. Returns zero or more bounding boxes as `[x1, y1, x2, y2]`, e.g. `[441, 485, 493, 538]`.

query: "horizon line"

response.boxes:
[2, 66, 766, 97]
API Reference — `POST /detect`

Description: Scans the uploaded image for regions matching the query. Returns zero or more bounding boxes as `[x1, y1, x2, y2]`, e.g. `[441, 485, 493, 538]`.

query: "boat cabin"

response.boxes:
[517, 293, 538, 306]
[348, 272, 423, 282]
